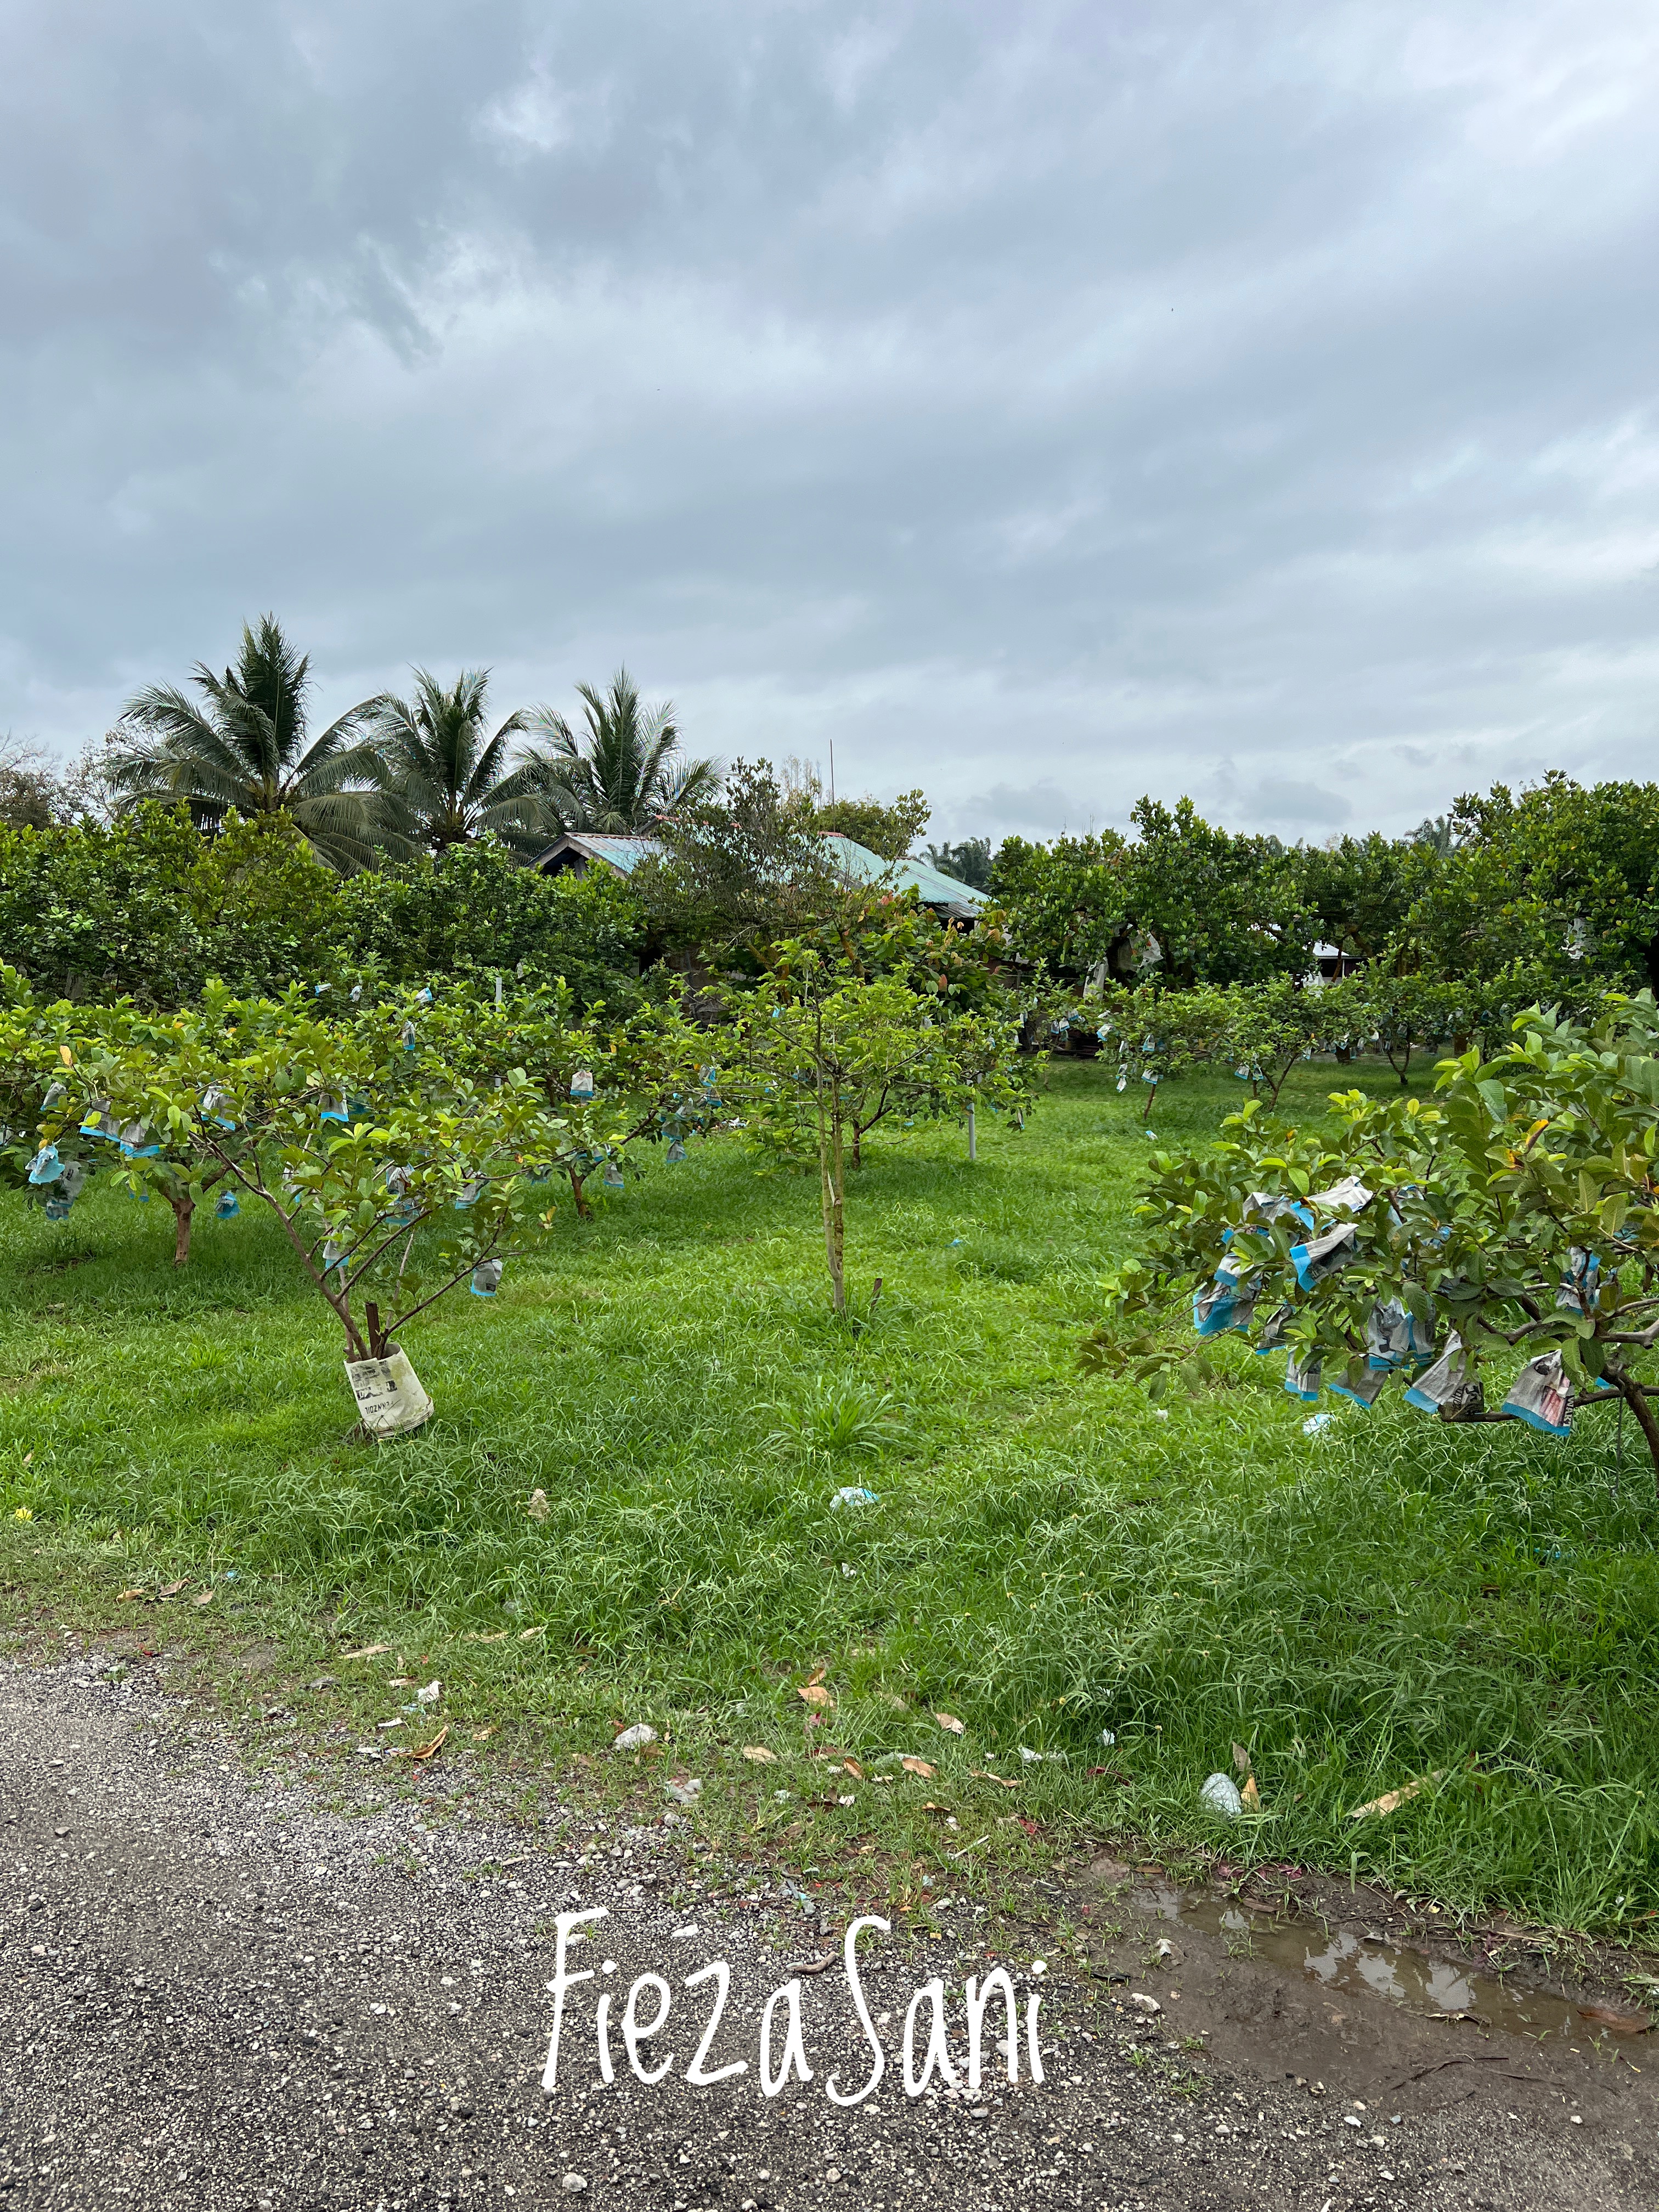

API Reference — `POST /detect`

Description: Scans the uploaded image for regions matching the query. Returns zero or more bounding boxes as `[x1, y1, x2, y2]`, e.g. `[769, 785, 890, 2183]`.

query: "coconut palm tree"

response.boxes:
[369, 668, 556, 859]
[520, 668, 720, 834]
[109, 615, 387, 871]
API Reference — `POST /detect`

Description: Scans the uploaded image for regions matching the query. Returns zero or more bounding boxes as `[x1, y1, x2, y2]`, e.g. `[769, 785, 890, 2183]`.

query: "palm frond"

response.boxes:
[287, 789, 382, 873]
[291, 736, 389, 800]
[115, 618, 383, 848]
[296, 695, 393, 779]
[653, 754, 724, 816]
[512, 672, 709, 834]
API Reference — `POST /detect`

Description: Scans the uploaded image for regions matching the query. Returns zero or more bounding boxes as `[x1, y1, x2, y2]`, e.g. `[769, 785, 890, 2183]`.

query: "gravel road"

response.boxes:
[3, 1647, 1655, 2210]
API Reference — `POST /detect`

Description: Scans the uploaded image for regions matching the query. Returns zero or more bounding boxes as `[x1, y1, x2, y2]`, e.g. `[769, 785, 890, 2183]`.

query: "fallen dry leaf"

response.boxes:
[1240, 1774, 1261, 1810]
[341, 1644, 394, 1661]
[156, 1579, 188, 1599]
[471, 1726, 496, 1742]
[797, 1684, 834, 1710]
[900, 1756, 935, 1778]
[972, 1770, 1021, 1789]
[1347, 1769, 1444, 1821]
[934, 1712, 966, 1734]
[519, 1625, 546, 1640]
[117, 1589, 145, 1602]
[193, 1589, 215, 1608]
[466, 1631, 508, 1644]
[404, 1725, 449, 1762]
[742, 1745, 779, 1765]
[1578, 2004, 1650, 2037]
[1232, 1741, 1252, 1775]
[840, 1757, 865, 1779]
[805, 1664, 827, 1688]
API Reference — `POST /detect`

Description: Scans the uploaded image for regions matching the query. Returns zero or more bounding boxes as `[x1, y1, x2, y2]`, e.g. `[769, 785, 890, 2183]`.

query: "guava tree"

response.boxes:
[1208, 978, 1356, 1107]
[399, 979, 719, 1216]
[722, 947, 1024, 1313]
[4, 969, 270, 1263]
[1081, 994, 1659, 1487]
[1091, 978, 1364, 1118]
[1088, 983, 1226, 1123]
[50, 998, 256, 1262]
[0, 967, 72, 1176]
[0, 974, 98, 1233]
[31, 986, 583, 1430]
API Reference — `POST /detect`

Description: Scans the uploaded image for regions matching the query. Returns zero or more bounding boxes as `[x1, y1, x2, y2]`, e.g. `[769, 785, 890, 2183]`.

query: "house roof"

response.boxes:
[818, 835, 988, 916]
[537, 827, 988, 916]
[535, 831, 664, 876]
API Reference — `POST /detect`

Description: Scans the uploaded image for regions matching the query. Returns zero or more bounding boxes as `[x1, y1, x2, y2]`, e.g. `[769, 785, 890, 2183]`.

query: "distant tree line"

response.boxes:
[5, 612, 1656, 1028]
[987, 778, 1659, 1009]
[0, 620, 957, 1009]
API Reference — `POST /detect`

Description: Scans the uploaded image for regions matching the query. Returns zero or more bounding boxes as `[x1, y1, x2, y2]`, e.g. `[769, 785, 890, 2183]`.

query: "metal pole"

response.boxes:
[967, 1101, 977, 1163]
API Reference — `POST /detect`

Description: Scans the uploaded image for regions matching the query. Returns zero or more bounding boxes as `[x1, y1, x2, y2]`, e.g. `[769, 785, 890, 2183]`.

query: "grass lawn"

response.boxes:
[3, 1056, 1657, 1941]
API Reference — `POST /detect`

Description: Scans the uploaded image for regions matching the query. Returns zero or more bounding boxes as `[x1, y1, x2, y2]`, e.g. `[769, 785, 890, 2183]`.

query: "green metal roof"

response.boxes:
[538, 827, 986, 911]
[820, 835, 989, 910]
[535, 832, 662, 876]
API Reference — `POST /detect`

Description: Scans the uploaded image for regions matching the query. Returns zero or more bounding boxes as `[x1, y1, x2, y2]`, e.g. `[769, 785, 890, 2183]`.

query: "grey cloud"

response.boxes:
[3, 1, 1658, 847]
[953, 781, 1084, 840]
[1233, 779, 1354, 835]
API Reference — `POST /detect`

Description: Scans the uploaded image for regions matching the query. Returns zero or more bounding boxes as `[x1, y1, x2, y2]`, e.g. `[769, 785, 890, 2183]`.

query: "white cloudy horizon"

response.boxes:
[2, 1, 1656, 848]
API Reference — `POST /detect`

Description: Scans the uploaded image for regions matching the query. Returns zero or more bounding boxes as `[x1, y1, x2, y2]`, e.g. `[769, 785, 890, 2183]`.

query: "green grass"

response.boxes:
[4, 1057, 1658, 1941]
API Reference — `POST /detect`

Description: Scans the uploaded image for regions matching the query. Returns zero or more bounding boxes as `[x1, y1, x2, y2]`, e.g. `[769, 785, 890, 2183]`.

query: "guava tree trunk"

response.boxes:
[164, 1186, 194, 1267]
[827, 1110, 846, 1314]
[1611, 1368, 1659, 1495]
[568, 1166, 592, 1220]
[817, 1076, 846, 1316]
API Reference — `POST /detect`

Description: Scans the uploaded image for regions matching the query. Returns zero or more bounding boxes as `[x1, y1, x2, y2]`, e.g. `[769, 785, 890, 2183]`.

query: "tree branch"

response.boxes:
[383, 1229, 505, 1339]
[341, 1210, 437, 1294]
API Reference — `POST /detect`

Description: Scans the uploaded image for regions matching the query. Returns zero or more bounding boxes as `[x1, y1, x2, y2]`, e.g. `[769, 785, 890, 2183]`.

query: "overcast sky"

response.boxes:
[2, 1, 1656, 845]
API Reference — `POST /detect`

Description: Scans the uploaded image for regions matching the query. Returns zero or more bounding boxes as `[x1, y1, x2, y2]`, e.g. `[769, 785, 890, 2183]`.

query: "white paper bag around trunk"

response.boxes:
[345, 1348, 434, 1437]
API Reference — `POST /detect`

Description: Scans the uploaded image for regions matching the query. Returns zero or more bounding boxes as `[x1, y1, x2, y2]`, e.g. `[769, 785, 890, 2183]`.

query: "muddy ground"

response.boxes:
[2, 1647, 1655, 2210]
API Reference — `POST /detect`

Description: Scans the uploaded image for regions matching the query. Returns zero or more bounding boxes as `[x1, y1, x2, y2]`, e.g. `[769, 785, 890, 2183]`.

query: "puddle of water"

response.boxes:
[1131, 1883, 1619, 2045]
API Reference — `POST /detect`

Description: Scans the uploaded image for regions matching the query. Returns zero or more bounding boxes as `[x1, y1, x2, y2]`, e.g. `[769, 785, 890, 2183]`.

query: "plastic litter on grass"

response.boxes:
[1200, 1772, 1243, 1818]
